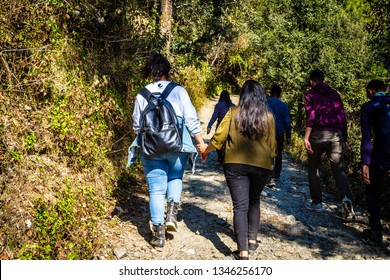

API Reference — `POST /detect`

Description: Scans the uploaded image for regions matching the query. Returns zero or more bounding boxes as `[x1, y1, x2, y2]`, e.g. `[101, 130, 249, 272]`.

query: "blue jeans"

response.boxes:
[141, 152, 189, 225]
[307, 130, 352, 204]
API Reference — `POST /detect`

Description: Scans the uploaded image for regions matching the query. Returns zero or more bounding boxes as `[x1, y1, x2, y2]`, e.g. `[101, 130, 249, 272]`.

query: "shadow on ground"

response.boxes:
[181, 202, 235, 256]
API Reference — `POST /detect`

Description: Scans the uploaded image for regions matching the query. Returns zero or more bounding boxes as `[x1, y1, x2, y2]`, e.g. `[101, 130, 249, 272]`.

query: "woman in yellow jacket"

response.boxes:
[198, 80, 276, 260]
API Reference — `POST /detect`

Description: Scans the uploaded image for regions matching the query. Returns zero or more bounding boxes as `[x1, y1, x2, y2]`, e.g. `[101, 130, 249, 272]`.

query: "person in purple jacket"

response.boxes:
[360, 79, 390, 246]
[303, 69, 355, 218]
[207, 90, 235, 164]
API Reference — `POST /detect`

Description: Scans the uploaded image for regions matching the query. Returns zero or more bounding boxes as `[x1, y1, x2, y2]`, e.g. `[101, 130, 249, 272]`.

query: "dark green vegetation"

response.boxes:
[0, 0, 389, 259]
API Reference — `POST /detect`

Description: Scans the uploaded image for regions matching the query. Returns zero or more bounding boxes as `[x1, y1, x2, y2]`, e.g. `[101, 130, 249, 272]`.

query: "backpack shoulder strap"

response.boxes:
[161, 82, 178, 100]
[139, 87, 152, 102]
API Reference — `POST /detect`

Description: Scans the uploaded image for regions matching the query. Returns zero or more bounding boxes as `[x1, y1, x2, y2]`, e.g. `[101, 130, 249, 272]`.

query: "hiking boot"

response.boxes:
[342, 196, 356, 220]
[166, 202, 179, 232]
[305, 201, 324, 213]
[267, 178, 276, 188]
[150, 224, 165, 249]
[362, 228, 383, 246]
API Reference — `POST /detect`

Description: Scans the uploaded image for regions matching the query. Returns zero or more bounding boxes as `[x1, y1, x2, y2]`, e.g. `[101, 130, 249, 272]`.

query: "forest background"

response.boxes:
[0, 0, 389, 260]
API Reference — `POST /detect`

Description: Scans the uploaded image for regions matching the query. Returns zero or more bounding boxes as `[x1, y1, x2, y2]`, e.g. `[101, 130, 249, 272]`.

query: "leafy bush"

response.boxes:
[18, 186, 105, 260]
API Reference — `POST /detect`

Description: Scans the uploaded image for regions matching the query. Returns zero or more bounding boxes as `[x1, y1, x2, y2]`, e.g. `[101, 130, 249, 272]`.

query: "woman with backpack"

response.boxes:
[131, 54, 206, 250]
[207, 90, 235, 164]
[198, 80, 276, 259]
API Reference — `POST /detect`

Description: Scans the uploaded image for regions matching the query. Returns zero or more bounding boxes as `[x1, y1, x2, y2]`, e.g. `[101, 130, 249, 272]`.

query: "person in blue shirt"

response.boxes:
[207, 90, 235, 164]
[267, 85, 291, 187]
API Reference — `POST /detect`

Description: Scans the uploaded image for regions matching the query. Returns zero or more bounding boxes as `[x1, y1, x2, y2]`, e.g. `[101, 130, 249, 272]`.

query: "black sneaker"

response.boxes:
[362, 228, 383, 246]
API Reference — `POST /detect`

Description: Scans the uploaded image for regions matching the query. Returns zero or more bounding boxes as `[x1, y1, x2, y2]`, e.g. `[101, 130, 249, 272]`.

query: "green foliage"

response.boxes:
[18, 185, 105, 260]
[365, 0, 390, 72]
[285, 132, 307, 164]
[9, 150, 22, 161]
[24, 133, 37, 152]
[49, 95, 73, 140]
[45, 68, 116, 169]
[174, 60, 213, 109]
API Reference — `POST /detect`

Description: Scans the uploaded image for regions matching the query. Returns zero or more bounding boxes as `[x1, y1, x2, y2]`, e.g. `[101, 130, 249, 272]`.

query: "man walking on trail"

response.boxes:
[360, 79, 390, 246]
[267, 85, 291, 187]
[303, 69, 355, 218]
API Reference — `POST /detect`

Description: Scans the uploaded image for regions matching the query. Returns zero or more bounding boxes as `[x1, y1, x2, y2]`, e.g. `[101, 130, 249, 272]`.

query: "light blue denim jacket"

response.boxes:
[127, 117, 198, 173]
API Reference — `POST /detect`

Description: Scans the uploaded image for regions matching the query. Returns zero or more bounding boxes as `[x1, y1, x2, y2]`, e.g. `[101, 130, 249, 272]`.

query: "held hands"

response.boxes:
[194, 135, 209, 163]
[197, 143, 208, 153]
[197, 143, 209, 163]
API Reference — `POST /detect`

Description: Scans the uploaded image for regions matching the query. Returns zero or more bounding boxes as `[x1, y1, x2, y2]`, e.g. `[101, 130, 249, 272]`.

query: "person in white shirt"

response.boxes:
[132, 54, 206, 250]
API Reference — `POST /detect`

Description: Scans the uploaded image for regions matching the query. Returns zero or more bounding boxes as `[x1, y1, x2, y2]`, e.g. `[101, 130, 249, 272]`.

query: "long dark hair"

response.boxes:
[143, 53, 171, 81]
[235, 80, 270, 140]
[218, 90, 232, 104]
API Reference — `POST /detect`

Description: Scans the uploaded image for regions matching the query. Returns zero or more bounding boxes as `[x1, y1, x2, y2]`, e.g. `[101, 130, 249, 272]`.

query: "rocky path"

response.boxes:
[97, 95, 390, 260]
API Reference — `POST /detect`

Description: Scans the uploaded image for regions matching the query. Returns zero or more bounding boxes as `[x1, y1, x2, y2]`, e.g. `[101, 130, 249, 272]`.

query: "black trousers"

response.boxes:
[224, 163, 271, 252]
[365, 165, 390, 231]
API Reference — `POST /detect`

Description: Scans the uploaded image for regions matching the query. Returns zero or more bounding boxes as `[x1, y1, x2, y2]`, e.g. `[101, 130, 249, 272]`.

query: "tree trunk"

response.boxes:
[160, 0, 172, 51]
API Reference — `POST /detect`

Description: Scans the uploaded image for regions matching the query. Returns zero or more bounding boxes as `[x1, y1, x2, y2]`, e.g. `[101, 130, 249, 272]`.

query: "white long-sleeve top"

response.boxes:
[132, 80, 202, 136]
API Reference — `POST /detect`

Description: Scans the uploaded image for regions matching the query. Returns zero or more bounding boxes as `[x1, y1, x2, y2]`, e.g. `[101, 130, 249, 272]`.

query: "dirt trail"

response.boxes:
[97, 94, 390, 260]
